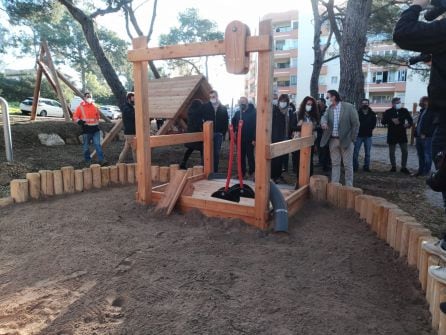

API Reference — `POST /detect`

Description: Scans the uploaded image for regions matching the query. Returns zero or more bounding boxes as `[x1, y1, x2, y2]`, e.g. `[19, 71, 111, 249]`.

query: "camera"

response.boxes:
[425, 0, 446, 21]
[408, 53, 432, 65]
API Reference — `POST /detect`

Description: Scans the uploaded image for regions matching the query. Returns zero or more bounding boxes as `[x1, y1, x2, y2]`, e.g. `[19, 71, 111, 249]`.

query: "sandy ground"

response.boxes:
[0, 186, 434, 335]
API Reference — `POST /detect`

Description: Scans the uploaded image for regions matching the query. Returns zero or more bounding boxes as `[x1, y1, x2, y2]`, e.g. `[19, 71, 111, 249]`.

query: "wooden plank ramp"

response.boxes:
[155, 169, 191, 215]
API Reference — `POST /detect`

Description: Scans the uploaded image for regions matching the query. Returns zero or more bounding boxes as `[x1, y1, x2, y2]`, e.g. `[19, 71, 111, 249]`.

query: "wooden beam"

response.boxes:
[267, 136, 314, 159]
[128, 35, 271, 62]
[90, 119, 123, 160]
[133, 36, 152, 205]
[254, 20, 273, 230]
[298, 123, 313, 188]
[285, 185, 309, 205]
[203, 121, 214, 176]
[37, 60, 58, 91]
[31, 65, 43, 121]
[150, 132, 203, 148]
[56, 69, 84, 97]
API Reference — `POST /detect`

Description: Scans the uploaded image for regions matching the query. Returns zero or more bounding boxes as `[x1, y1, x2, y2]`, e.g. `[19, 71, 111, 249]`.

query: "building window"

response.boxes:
[370, 95, 392, 104]
[290, 57, 297, 68]
[397, 69, 407, 82]
[275, 39, 298, 51]
[319, 76, 326, 85]
[275, 24, 292, 33]
[277, 80, 290, 87]
[292, 21, 298, 30]
[275, 40, 285, 51]
[331, 76, 338, 84]
[372, 71, 389, 83]
[290, 75, 297, 85]
[275, 61, 290, 69]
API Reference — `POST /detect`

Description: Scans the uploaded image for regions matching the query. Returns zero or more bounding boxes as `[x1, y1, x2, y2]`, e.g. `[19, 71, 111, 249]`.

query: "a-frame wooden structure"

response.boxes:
[127, 20, 314, 230]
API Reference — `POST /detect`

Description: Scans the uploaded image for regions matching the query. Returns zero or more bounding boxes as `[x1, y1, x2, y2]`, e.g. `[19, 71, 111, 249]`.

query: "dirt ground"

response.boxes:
[0, 121, 441, 334]
[0, 187, 434, 335]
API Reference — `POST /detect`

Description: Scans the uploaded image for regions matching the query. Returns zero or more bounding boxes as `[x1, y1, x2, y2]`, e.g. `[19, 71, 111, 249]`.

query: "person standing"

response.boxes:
[231, 96, 256, 178]
[381, 97, 413, 174]
[118, 92, 136, 163]
[353, 98, 377, 172]
[413, 96, 434, 176]
[180, 99, 204, 169]
[73, 92, 106, 166]
[320, 90, 360, 186]
[271, 94, 289, 183]
[202, 90, 229, 172]
[316, 98, 330, 171]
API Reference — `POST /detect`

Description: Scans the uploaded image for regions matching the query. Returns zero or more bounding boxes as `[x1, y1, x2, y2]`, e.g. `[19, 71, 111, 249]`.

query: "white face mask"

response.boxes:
[395, 103, 402, 109]
[272, 99, 278, 106]
[210, 98, 218, 104]
[305, 105, 312, 112]
[279, 102, 288, 109]
[86, 98, 93, 104]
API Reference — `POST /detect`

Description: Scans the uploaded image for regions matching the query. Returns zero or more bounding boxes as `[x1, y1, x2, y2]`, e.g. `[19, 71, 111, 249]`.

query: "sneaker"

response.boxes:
[400, 167, 410, 174]
[422, 239, 446, 262]
[390, 166, 396, 172]
[99, 160, 109, 167]
[429, 266, 446, 285]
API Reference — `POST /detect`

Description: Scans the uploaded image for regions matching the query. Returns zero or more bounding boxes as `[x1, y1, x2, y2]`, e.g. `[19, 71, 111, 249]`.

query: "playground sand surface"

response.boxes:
[0, 186, 434, 334]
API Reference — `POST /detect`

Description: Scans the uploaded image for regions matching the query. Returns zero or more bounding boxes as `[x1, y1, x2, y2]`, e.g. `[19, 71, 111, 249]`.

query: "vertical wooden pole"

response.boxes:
[298, 122, 313, 188]
[31, 65, 43, 121]
[254, 20, 273, 230]
[203, 121, 214, 177]
[132, 36, 152, 205]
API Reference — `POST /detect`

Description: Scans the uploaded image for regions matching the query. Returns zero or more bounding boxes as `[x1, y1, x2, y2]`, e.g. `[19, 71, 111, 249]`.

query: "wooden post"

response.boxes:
[346, 187, 363, 210]
[420, 241, 440, 291]
[53, 170, 63, 195]
[109, 165, 119, 184]
[418, 236, 437, 271]
[10, 179, 29, 203]
[26, 172, 41, 200]
[394, 216, 417, 252]
[354, 194, 368, 214]
[132, 36, 152, 204]
[439, 288, 446, 335]
[427, 258, 443, 306]
[359, 195, 375, 220]
[399, 221, 422, 258]
[192, 165, 204, 176]
[101, 167, 110, 187]
[91, 164, 101, 189]
[309, 175, 328, 201]
[61, 166, 75, 194]
[127, 163, 136, 184]
[170, 164, 180, 180]
[377, 202, 398, 241]
[387, 208, 408, 247]
[298, 122, 313, 188]
[160, 166, 170, 183]
[407, 228, 431, 267]
[0, 197, 13, 207]
[117, 163, 127, 185]
[203, 121, 214, 176]
[74, 169, 83, 192]
[326, 182, 342, 207]
[39, 170, 54, 197]
[151, 165, 160, 182]
[254, 19, 273, 230]
[83, 167, 93, 191]
[365, 197, 385, 226]
[429, 270, 446, 329]
[31, 62, 43, 121]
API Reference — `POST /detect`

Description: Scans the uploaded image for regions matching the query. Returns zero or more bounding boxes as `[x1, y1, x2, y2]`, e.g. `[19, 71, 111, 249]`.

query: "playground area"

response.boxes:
[0, 186, 434, 334]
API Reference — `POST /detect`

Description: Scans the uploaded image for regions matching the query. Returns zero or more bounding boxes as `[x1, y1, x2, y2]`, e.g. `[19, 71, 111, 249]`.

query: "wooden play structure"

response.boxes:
[127, 19, 314, 230]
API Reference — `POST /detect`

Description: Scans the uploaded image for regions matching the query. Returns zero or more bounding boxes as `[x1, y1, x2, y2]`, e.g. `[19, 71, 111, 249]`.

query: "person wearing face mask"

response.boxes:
[271, 94, 290, 182]
[290, 96, 320, 176]
[381, 97, 413, 173]
[118, 92, 137, 163]
[413, 96, 434, 177]
[231, 96, 257, 178]
[353, 98, 377, 172]
[272, 93, 279, 107]
[202, 90, 229, 172]
[320, 90, 359, 187]
[73, 91, 106, 166]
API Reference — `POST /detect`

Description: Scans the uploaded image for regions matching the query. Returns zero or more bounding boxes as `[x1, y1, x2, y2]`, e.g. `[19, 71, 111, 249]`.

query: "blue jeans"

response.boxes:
[83, 132, 104, 162]
[213, 133, 223, 172]
[353, 137, 372, 170]
[432, 125, 446, 208]
[416, 137, 432, 175]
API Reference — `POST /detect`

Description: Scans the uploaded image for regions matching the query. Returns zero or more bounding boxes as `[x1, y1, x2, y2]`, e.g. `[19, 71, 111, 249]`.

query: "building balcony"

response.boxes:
[366, 82, 406, 93]
[274, 67, 297, 77]
[273, 29, 298, 39]
[274, 49, 298, 58]
[276, 86, 297, 95]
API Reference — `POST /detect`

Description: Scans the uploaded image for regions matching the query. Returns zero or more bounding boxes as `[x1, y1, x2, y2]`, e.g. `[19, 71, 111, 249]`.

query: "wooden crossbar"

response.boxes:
[128, 35, 271, 62]
[150, 132, 203, 148]
[266, 136, 314, 159]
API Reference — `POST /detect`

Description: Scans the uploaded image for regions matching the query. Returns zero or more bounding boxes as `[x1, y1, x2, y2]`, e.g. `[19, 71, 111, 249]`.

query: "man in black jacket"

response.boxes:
[231, 97, 256, 177]
[353, 99, 377, 172]
[202, 90, 229, 172]
[414, 96, 434, 176]
[118, 92, 136, 163]
[381, 97, 413, 174]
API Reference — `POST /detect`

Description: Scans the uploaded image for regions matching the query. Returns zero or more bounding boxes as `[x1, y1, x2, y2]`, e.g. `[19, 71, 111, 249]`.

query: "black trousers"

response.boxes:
[241, 141, 255, 176]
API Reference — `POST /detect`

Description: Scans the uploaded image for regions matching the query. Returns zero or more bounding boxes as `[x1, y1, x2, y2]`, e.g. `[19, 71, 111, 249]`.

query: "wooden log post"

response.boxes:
[439, 288, 446, 335]
[298, 122, 313, 188]
[377, 202, 398, 241]
[399, 221, 422, 258]
[346, 187, 363, 210]
[309, 175, 329, 201]
[160, 166, 170, 183]
[10, 179, 29, 203]
[117, 163, 127, 185]
[26, 172, 41, 200]
[151, 165, 160, 182]
[53, 170, 64, 195]
[203, 121, 214, 177]
[127, 163, 136, 184]
[359, 195, 376, 220]
[427, 258, 442, 306]
[192, 165, 204, 176]
[101, 167, 110, 187]
[429, 269, 446, 329]
[39, 170, 54, 197]
[327, 182, 342, 207]
[109, 165, 119, 185]
[394, 216, 417, 253]
[170, 164, 180, 180]
[354, 194, 368, 214]
[369, 198, 387, 232]
[419, 238, 440, 290]
[74, 169, 83, 192]
[387, 208, 408, 247]
[91, 164, 102, 189]
[366, 197, 385, 227]
[407, 228, 431, 267]
[0, 197, 13, 207]
[83, 167, 93, 191]
[419, 236, 438, 272]
[61, 166, 75, 194]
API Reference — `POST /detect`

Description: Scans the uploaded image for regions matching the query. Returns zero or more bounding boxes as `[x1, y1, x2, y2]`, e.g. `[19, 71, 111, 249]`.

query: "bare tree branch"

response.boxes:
[146, 0, 158, 44]
[123, 6, 133, 40]
[324, 0, 342, 43]
[125, 2, 143, 36]
[90, 0, 131, 18]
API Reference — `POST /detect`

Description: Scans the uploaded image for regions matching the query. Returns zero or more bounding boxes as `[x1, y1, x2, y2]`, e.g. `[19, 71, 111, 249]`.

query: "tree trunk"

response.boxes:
[310, 0, 324, 99]
[338, 0, 372, 107]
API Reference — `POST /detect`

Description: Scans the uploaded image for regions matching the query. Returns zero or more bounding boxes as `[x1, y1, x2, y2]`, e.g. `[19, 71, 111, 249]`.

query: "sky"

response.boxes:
[2, 0, 308, 104]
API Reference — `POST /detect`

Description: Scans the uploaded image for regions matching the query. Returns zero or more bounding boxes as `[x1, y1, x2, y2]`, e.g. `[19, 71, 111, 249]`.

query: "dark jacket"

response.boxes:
[122, 102, 135, 135]
[357, 107, 377, 138]
[272, 106, 287, 143]
[231, 104, 256, 142]
[185, 100, 204, 150]
[202, 102, 229, 136]
[393, 5, 446, 124]
[415, 108, 435, 138]
[381, 107, 413, 144]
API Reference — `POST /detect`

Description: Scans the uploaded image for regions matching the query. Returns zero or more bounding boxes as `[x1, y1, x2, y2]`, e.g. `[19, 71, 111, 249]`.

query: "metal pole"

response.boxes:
[0, 97, 13, 162]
